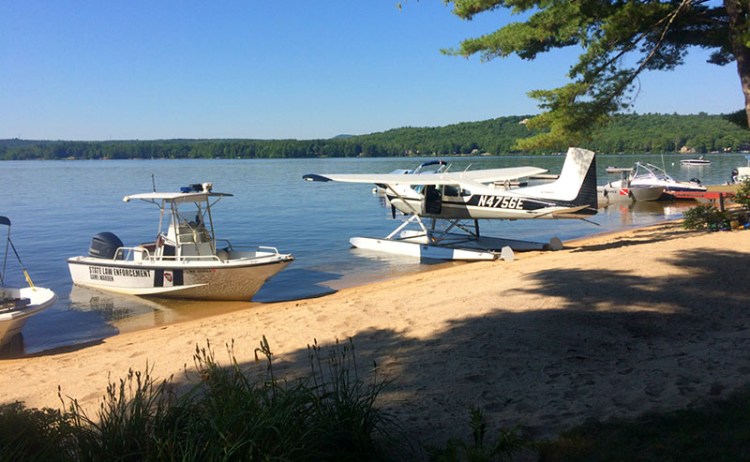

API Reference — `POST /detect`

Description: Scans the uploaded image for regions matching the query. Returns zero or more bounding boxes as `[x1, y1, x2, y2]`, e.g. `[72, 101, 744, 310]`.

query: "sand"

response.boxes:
[1, 221, 749, 445]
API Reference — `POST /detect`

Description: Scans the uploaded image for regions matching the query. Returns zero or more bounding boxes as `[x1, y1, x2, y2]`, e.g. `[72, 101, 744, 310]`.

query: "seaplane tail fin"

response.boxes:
[566, 148, 598, 209]
[520, 147, 597, 208]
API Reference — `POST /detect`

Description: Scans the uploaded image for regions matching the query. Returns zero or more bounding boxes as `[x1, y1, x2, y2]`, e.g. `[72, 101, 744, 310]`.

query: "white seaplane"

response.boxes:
[68, 182, 293, 301]
[304, 147, 598, 261]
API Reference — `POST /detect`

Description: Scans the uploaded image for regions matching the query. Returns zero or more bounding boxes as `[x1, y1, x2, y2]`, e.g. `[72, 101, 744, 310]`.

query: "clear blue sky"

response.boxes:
[1, 1, 742, 141]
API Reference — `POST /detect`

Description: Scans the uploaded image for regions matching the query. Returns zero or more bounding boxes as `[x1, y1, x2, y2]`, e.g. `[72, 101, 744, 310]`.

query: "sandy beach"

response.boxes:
[1, 221, 749, 445]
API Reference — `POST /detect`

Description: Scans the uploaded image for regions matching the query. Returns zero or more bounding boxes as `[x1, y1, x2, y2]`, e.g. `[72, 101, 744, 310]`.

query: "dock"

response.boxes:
[665, 184, 739, 211]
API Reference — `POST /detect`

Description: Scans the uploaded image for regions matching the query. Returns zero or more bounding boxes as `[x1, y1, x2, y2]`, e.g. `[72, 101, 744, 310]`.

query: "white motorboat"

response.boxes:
[1, 216, 57, 348]
[597, 167, 664, 204]
[680, 156, 711, 166]
[628, 162, 706, 199]
[730, 155, 750, 184]
[68, 183, 293, 301]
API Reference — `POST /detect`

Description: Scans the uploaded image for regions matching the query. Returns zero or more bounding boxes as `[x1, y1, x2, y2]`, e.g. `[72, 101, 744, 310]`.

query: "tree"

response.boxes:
[445, 0, 750, 150]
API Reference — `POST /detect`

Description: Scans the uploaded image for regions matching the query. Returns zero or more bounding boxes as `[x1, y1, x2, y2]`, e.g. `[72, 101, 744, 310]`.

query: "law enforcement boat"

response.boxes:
[68, 183, 293, 301]
[1, 216, 57, 348]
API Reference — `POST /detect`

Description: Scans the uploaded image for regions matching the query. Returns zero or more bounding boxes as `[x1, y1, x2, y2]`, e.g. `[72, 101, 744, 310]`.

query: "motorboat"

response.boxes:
[597, 167, 664, 204]
[373, 160, 447, 195]
[730, 155, 750, 184]
[680, 156, 711, 166]
[1, 216, 57, 348]
[628, 162, 706, 199]
[68, 183, 293, 301]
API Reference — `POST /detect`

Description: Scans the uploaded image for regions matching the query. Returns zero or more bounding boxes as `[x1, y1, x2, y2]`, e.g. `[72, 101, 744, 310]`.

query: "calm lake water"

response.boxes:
[1, 153, 745, 355]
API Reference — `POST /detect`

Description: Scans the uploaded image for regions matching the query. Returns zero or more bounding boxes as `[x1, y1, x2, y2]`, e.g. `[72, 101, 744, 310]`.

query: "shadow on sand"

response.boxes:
[152, 239, 750, 447]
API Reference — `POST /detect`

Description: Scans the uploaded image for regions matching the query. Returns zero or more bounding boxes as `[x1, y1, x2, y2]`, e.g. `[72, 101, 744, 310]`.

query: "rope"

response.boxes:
[7, 238, 35, 288]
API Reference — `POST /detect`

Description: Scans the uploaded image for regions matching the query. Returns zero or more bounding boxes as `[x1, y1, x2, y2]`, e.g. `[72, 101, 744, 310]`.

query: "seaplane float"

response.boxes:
[304, 147, 599, 262]
[1, 216, 57, 348]
[68, 183, 293, 301]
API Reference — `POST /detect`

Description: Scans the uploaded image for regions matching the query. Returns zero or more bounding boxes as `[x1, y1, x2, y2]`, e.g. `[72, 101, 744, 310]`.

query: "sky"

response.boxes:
[1, 1, 743, 141]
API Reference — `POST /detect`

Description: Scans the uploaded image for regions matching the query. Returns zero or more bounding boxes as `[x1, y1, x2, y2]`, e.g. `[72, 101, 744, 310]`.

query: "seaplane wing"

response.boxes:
[302, 166, 547, 187]
[305, 148, 598, 221]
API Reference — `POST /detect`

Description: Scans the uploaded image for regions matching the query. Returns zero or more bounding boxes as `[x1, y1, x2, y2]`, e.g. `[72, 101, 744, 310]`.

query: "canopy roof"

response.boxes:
[123, 191, 233, 203]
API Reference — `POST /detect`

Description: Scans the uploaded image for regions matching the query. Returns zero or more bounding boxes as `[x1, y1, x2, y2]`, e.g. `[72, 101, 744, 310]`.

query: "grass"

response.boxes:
[1, 337, 408, 461]
[2, 338, 750, 461]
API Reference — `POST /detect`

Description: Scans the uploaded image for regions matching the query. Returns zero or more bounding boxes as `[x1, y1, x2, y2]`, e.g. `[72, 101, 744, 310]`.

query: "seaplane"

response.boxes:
[303, 147, 598, 261]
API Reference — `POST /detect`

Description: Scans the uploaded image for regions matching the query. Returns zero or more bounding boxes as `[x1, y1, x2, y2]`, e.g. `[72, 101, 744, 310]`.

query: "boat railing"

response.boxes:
[215, 239, 283, 256]
[115, 246, 224, 263]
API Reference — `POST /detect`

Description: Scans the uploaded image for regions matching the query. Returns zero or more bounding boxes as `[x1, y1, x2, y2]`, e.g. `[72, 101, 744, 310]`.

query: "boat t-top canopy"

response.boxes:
[123, 191, 233, 203]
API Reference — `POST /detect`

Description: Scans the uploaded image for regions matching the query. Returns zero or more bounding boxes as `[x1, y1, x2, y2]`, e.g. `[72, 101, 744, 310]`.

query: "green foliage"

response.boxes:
[0, 402, 74, 461]
[426, 407, 526, 462]
[2, 113, 749, 159]
[733, 178, 750, 209]
[49, 337, 402, 461]
[682, 204, 729, 231]
[445, 0, 750, 149]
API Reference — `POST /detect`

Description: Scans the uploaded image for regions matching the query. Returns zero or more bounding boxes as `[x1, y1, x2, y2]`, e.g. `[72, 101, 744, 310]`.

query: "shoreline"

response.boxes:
[2, 220, 750, 445]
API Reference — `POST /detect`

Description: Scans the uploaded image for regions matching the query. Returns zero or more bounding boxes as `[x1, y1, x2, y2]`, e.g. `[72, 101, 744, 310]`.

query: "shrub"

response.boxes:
[0, 402, 74, 461]
[682, 204, 729, 231]
[734, 178, 750, 209]
[53, 337, 403, 461]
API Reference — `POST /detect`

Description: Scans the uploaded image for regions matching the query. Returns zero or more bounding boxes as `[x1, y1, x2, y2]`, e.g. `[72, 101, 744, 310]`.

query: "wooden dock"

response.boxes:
[665, 184, 739, 210]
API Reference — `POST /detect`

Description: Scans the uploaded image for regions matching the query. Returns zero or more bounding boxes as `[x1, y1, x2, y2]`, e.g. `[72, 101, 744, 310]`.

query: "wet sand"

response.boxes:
[1, 221, 749, 445]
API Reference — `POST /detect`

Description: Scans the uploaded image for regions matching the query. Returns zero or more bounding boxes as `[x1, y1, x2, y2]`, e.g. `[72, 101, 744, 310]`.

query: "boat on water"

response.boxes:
[680, 156, 711, 166]
[67, 183, 294, 301]
[730, 155, 750, 184]
[628, 162, 707, 199]
[597, 167, 664, 204]
[1, 216, 57, 348]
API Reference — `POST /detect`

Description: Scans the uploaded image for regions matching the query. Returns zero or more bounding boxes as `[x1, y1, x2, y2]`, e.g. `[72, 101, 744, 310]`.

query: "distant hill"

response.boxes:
[2, 112, 749, 160]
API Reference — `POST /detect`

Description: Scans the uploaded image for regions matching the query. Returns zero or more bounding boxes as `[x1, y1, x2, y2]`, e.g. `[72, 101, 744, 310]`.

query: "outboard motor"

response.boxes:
[89, 232, 124, 260]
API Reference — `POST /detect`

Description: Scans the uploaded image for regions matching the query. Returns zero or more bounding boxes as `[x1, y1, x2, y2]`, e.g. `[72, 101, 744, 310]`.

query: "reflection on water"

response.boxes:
[68, 286, 261, 335]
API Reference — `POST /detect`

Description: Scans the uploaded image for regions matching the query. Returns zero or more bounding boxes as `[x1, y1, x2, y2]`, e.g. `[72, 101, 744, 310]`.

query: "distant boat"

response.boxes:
[1, 216, 57, 348]
[680, 156, 711, 166]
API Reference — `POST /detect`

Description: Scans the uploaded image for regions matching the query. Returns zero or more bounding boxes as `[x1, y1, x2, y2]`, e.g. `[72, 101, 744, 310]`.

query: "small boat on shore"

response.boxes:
[730, 155, 750, 184]
[1, 216, 57, 348]
[598, 167, 664, 204]
[629, 162, 706, 199]
[68, 183, 294, 301]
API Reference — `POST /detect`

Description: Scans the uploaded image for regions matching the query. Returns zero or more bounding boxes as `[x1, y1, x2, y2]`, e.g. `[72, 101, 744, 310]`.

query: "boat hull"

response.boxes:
[628, 185, 665, 202]
[0, 287, 57, 346]
[67, 255, 293, 301]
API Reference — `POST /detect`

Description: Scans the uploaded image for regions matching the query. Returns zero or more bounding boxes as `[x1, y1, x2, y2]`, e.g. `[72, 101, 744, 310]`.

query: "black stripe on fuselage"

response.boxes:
[388, 194, 554, 212]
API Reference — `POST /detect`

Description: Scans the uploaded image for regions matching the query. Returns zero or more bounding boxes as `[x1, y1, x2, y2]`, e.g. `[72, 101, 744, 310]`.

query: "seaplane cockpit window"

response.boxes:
[443, 185, 460, 197]
[461, 189, 471, 196]
[412, 185, 425, 193]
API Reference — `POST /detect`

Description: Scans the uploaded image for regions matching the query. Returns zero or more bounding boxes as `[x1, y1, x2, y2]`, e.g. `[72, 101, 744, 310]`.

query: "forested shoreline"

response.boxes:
[2, 113, 748, 160]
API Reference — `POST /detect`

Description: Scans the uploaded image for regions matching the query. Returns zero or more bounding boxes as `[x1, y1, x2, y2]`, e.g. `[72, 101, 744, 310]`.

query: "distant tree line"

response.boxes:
[2, 113, 749, 161]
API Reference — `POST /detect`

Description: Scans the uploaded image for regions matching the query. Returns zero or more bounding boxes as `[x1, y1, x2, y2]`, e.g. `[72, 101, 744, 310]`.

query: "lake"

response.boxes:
[1, 153, 744, 355]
